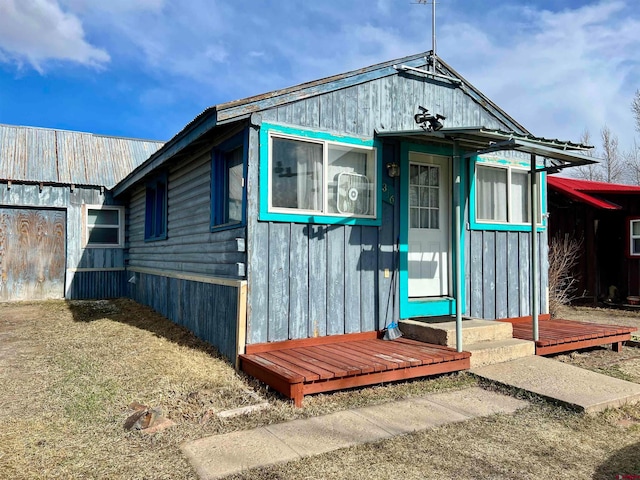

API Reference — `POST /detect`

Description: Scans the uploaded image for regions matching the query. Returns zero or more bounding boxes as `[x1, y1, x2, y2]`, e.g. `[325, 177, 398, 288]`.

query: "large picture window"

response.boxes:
[475, 164, 542, 226]
[84, 205, 124, 248]
[268, 132, 376, 219]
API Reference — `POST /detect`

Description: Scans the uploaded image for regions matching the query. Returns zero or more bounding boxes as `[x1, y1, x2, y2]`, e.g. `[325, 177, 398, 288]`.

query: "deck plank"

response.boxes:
[240, 336, 470, 407]
[504, 318, 636, 354]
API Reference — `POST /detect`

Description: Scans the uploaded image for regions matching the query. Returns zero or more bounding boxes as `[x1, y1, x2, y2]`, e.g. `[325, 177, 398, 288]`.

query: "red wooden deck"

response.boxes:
[501, 317, 637, 355]
[240, 331, 471, 407]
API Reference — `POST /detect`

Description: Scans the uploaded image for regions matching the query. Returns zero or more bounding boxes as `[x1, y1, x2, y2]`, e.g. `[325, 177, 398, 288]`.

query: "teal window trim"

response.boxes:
[259, 122, 382, 226]
[398, 142, 466, 319]
[144, 172, 168, 242]
[469, 155, 547, 232]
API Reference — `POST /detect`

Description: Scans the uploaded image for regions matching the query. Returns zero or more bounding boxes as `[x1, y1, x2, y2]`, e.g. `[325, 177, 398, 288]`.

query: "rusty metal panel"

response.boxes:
[0, 207, 66, 301]
[0, 124, 164, 188]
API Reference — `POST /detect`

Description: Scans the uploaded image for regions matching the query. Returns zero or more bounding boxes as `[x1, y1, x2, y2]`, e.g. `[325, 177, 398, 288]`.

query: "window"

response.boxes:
[85, 205, 124, 248]
[629, 218, 640, 257]
[145, 174, 167, 241]
[211, 133, 246, 230]
[475, 164, 542, 227]
[267, 131, 376, 220]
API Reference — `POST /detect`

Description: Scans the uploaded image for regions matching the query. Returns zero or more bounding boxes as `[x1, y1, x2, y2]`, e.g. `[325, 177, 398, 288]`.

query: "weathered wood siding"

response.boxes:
[464, 230, 549, 319]
[124, 138, 246, 361]
[126, 145, 246, 278]
[128, 270, 239, 362]
[246, 73, 509, 343]
[0, 182, 126, 300]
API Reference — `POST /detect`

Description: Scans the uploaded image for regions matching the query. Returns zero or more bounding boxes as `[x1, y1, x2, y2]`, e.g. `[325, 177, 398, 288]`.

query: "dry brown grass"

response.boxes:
[226, 400, 640, 480]
[0, 299, 475, 479]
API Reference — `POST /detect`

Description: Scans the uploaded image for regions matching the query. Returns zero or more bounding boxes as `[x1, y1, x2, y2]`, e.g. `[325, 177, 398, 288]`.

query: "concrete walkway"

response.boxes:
[182, 387, 528, 480]
[472, 355, 640, 413]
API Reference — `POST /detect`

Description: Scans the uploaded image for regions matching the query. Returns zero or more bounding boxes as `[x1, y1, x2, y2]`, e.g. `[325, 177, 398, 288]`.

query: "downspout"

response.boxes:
[454, 141, 463, 352]
[530, 153, 539, 341]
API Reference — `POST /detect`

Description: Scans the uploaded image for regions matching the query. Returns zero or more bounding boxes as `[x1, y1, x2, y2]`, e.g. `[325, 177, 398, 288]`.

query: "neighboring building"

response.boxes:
[1, 52, 594, 364]
[0, 124, 163, 301]
[547, 176, 640, 303]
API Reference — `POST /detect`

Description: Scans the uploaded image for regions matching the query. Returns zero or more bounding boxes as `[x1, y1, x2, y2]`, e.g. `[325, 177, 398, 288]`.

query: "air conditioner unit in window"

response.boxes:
[336, 172, 371, 215]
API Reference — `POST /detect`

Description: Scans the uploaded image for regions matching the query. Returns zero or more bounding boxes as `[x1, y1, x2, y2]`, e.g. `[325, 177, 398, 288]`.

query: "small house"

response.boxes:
[548, 176, 640, 303]
[109, 51, 595, 363]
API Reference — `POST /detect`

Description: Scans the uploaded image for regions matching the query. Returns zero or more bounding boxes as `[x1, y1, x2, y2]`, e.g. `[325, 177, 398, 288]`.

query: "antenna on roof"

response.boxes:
[413, 0, 438, 73]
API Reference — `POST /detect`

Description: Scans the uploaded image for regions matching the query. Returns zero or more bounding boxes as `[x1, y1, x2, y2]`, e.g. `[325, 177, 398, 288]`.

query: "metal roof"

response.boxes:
[114, 50, 531, 195]
[0, 124, 164, 188]
[376, 127, 598, 170]
[548, 176, 640, 210]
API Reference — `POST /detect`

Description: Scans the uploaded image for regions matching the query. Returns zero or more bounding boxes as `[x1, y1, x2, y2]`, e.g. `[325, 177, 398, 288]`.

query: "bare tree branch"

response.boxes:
[600, 125, 621, 183]
[570, 129, 603, 181]
[632, 89, 640, 134]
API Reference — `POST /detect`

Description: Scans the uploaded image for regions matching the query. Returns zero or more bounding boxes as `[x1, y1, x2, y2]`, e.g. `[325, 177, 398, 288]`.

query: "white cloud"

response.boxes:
[436, 1, 640, 149]
[0, 0, 109, 72]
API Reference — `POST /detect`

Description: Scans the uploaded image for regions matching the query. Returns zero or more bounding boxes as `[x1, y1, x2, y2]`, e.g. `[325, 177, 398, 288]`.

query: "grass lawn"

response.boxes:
[1, 299, 640, 479]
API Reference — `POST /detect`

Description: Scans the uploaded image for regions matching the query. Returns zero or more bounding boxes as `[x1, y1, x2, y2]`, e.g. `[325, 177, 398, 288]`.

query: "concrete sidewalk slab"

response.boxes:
[182, 428, 299, 480]
[181, 387, 530, 479]
[472, 355, 640, 413]
[351, 397, 470, 435]
[265, 410, 391, 456]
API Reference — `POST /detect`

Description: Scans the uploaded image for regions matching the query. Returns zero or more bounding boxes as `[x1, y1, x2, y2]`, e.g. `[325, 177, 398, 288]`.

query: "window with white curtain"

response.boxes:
[476, 164, 541, 225]
[269, 133, 376, 218]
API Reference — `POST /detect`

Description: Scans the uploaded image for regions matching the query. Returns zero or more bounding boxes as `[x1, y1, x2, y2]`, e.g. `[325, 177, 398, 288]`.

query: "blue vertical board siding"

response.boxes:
[507, 232, 521, 317]
[67, 271, 126, 300]
[495, 232, 508, 319]
[482, 233, 496, 319]
[130, 271, 239, 362]
[360, 226, 378, 332]
[519, 232, 531, 315]
[326, 225, 345, 335]
[308, 225, 328, 337]
[344, 225, 361, 333]
[268, 222, 290, 342]
[242, 65, 548, 342]
[289, 223, 309, 339]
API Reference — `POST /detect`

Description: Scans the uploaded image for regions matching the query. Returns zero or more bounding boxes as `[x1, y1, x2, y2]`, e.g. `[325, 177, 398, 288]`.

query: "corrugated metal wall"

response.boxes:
[0, 182, 126, 300]
[0, 125, 163, 188]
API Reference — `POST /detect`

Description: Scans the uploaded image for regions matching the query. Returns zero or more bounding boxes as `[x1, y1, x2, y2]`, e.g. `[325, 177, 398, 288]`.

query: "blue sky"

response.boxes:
[0, 0, 638, 152]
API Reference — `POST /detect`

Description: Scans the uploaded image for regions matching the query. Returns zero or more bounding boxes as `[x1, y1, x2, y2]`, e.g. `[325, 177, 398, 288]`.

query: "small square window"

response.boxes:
[145, 174, 167, 241]
[85, 205, 124, 248]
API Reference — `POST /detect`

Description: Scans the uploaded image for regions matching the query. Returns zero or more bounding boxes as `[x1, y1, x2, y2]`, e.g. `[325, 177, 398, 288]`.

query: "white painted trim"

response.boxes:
[127, 266, 246, 288]
[83, 204, 125, 248]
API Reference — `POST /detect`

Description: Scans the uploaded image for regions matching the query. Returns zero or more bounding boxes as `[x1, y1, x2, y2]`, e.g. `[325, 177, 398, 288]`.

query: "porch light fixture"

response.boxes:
[386, 162, 400, 178]
[414, 106, 446, 132]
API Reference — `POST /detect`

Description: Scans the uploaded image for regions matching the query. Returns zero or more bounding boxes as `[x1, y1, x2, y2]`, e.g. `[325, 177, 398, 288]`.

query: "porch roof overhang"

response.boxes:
[375, 127, 598, 172]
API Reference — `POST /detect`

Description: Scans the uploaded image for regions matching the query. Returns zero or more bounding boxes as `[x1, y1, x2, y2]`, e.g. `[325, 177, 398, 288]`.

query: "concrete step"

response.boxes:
[399, 319, 513, 348]
[466, 338, 535, 368]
